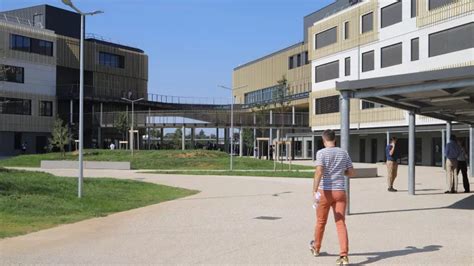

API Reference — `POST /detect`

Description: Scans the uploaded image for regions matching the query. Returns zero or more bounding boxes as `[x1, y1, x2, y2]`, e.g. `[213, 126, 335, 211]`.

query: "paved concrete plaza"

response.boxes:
[0, 164, 473, 265]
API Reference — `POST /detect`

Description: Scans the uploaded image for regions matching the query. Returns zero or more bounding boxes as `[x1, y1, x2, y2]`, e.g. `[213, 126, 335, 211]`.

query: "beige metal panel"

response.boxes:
[56, 35, 148, 81]
[309, 89, 405, 128]
[93, 72, 147, 97]
[0, 90, 56, 133]
[307, 0, 379, 61]
[233, 43, 311, 104]
[0, 22, 56, 66]
[417, 0, 473, 27]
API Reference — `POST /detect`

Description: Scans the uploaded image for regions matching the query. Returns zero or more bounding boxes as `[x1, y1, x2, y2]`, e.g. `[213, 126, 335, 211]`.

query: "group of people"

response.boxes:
[385, 135, 470, 193]
[309, 129, 471, 265]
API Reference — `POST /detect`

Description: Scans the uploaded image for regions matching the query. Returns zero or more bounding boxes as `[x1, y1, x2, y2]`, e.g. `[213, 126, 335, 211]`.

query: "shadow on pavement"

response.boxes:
[352, 245, 443, 264]
[178, 191, 293, 200]
[352, 195, 473, 215]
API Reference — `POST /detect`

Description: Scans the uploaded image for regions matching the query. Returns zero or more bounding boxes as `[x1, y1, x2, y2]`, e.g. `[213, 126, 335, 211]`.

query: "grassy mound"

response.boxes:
[0, 168, 198, 238]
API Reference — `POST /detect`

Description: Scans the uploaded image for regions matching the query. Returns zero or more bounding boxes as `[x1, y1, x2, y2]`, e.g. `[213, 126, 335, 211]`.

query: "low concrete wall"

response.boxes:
[41, 160, 131, 170]
[353, 168, 378, 178]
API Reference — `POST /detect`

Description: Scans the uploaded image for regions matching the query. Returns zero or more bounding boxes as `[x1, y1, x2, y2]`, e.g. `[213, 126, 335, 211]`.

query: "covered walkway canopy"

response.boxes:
[336, 66, 474, 198]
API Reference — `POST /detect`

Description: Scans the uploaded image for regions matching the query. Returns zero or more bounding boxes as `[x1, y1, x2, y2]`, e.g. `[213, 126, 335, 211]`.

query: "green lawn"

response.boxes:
[0, 168, 198, 238]
[0, 150, 313, 171]
[155, 170, 313, 178]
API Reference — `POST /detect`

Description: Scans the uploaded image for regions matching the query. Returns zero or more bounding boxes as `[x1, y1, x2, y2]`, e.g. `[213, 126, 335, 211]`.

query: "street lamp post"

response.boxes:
[61, 0, 103, 198]
[122, 97, 144, 156]
[218, 85, 247, 171]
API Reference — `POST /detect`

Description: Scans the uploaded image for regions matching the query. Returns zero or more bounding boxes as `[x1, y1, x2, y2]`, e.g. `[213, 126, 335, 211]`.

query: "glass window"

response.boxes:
[315, 95, 339, 115]
[411, 38, 419, 61]
[10, 34, 31, 52]
[315, 60, 339, 83]
[381, 1, 402, 28]
[362, 50, 374, 72]
[362, 100, 384, 109]
[381, 42, 402, 68]
[344, 21, 349, 40]
[411, 0, 417, 17]
[315, 26, 337, 49]
[288, 56, 294, 69]
[429, 0, 456, 10]
[10, 34, 53, 56]
[0, 97, 31, 115]
[345, 57, 351, 76]
[361, 12, 373, 33]
[98, 52, 125, 68]
[304, 51, 309, 64]
[297, 54, 302, 67]
[429, 22, 474, 57]
[0, 64, 24, 83]
[39, 101, 53, 117]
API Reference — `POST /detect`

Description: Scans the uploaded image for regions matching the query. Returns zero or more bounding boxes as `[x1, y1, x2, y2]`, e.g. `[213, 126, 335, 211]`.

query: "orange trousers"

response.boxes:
[314, 190, 348, 257]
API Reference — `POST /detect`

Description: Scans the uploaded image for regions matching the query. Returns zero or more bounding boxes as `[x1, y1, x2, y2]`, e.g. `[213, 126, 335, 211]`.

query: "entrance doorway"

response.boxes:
[359, 139, 366, 163]
[371, 138, 378, 163]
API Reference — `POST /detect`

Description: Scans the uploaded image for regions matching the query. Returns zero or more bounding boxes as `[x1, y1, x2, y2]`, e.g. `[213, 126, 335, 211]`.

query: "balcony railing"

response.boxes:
[57, 84, 231, 105]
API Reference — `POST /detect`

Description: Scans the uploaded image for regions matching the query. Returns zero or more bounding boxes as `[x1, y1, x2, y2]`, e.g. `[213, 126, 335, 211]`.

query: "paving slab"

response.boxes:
[1, 165, 473, 265]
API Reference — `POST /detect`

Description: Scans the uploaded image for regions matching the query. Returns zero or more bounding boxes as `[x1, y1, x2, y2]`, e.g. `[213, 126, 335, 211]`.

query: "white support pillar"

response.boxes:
[386, 131, 390, 146]
[469, 125, 474, 178]
[239, 128, 243, 157]
[408, 111, 416, 195]
[181, 126, 185, 151]
[441, 129, 446, 169]
[446, 121, 452, 144]
[340, 91, 351, 214]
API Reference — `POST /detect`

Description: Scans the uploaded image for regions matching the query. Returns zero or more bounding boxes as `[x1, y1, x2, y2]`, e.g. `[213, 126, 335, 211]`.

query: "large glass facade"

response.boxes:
[244, 85, 287, 105]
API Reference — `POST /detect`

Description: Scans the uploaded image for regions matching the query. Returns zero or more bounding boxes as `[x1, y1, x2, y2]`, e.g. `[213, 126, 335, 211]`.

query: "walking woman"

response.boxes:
[456, 139, 470, 193]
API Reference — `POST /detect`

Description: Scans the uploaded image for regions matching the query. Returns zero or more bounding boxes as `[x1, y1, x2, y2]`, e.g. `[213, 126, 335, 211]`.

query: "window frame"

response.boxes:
[344, 57, 351, 76]
[315, 26, 338, 49]
[361, 12, 374, 34]
[381, 42, 403, 68]
[362, 50, 375, 72]
[411, 38, 419, 61]
[381, 0, 403, 29]
[315, 95, 340, 115]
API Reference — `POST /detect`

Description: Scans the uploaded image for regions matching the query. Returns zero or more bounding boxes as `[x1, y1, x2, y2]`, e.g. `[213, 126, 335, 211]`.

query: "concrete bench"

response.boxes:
[41, 160, 131, 170]
[353, 168, 378, 178]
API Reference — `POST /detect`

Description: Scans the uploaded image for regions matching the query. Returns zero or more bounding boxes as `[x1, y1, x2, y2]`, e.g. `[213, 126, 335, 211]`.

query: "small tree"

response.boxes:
[274, 75, 292, 170]
[49, 117, 72, 157]
[242, 128, 254, 156]
[172, 128, 183, 149]
[114, 112, 129, 141]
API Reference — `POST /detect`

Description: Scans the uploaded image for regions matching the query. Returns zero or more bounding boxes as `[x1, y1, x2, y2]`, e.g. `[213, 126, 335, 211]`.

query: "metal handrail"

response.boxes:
[0, 13, 44, 28]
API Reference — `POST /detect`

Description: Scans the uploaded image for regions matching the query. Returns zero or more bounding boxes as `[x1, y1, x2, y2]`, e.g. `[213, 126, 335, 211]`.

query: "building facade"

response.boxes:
[1, 5, 149, 155]
[0, 14, 57, 155]
[233, 0, 474, 164]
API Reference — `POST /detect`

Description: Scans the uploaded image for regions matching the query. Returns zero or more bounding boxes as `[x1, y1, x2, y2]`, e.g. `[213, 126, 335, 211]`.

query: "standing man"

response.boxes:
[310, 129, 355, 265]
[445, 135, 461, 193]
[456, 139, 470, 193]
[385, 137, 400, 192]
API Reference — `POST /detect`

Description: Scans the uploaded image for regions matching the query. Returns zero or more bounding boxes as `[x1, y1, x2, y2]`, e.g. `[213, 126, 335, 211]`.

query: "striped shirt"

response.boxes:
[315, 147, 353, 191]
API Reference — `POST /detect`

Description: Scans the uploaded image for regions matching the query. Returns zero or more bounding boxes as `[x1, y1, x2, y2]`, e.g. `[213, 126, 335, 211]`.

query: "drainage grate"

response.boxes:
[254, 216, 282, 220]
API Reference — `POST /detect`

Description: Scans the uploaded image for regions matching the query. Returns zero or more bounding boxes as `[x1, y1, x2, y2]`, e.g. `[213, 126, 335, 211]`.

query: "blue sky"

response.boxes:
[1, 0, 333, 100]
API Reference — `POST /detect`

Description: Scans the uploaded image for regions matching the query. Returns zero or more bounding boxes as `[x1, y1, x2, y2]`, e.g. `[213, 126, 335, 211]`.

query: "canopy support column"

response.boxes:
[408, 111, 416, 195]
[340, 91, 351, 215]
